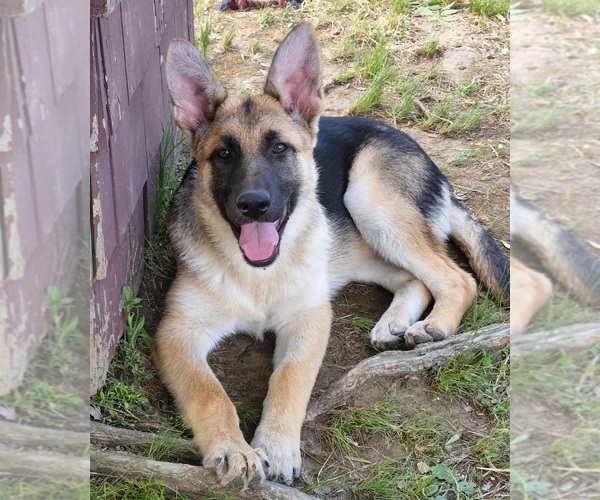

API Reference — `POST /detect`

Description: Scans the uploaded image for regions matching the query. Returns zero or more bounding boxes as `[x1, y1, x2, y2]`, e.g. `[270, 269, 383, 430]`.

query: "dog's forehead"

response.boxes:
[207, 95, 311, 149]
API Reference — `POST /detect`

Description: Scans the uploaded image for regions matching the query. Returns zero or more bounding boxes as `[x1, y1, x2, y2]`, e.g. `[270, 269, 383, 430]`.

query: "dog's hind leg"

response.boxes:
[251, 302, 331, 485]
[344, 148, 477, 348]
[353, 257, 432, 350]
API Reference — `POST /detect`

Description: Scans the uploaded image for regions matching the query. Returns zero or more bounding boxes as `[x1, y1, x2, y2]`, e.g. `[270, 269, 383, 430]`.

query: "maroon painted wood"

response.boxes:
[90, 0, 194, 392]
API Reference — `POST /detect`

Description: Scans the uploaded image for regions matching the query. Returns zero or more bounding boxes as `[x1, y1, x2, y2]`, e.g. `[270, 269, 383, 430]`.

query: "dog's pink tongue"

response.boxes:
[239, 222, 279, 262]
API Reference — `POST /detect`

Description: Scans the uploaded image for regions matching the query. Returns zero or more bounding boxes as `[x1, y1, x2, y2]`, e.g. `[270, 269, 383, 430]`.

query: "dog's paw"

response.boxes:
[251, 432, 301, 486]
[203, 443, 269, 488]
[370, 316, 409, 350]
[404, 321, 447, 349]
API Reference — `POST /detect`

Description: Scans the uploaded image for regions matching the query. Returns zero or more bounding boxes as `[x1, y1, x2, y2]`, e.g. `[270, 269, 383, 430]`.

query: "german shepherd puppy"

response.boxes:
[155, 23, 509, 486]
[510, 183, 600, 334]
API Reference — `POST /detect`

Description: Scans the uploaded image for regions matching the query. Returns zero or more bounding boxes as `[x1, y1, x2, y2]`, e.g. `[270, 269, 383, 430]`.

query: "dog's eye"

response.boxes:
[217, 148, 232, 159]
[272, 143, 288, 154]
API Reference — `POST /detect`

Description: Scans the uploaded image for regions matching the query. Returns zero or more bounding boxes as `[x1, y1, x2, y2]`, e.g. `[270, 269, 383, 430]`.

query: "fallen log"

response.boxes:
[0, 446, 89, 480]
[511, 322, 600, 356]
[91, 421, 200, 463]
[306, 323, 509, 421]
[0, 420, 88, 451]
[91, 449, 317, 499]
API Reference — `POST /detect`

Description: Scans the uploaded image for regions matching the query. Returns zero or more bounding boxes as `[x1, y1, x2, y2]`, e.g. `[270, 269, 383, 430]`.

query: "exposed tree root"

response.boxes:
[91, 448, 317, 499]
[306, 323, 509, 421]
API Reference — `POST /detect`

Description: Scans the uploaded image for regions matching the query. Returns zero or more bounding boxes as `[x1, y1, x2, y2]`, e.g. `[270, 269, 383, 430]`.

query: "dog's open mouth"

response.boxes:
[235, 207, 289, 267]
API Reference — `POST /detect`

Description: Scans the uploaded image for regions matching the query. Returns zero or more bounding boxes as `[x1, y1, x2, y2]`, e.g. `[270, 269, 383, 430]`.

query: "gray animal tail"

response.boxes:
[511, 187, 600, 305]
[449, 202, 510, 304]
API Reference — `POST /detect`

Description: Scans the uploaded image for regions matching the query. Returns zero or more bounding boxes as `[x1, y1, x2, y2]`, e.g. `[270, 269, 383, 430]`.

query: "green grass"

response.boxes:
[469, 0, 510, 17]
[198, 17, 212, 56]
[326, 400, 405, 457]
[91, 479, 192, 500]
[541, 0, 600, 15]
[418, 32, 440, 58]
[446, 147, 482, 166]
[0, 286, 88, 425]
[1, 477, 90, 500]
[319, 350, 510, 498]
[511, 106, 571, 134]
[511, 343, 600, 495]
[91, 287, 155, 427]
[458, 290, 508, 334]
[527, 290, 598, 332]
[0, 286, 89, 497]
[433, 347, 510, 422]
[222, 23, 236, 49]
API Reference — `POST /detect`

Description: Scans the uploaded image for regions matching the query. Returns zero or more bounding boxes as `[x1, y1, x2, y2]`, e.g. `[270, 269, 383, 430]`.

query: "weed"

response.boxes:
[446, 147, 481, 166]
[0, 287, 87, 425]
[391, 0, 419, 14]
[433, 346, 510, 420]
[512, 344, 600, 494]
[541, 0, 600, 16]
[418, 32, 440, 58]
[91, 287, 155, 427]
[326, 400, 405, 457]
[334, 68, 357, 85]
[198, 17, 212, 56]
[222, 23, 236, 49]
[527, 291, 597, 332]
[414, 0, 463, 22]
[511, 106, 571, 134]
[91, 479, 192, 500]
[349, 67, 394, 114]
[469, 0, 510, 17]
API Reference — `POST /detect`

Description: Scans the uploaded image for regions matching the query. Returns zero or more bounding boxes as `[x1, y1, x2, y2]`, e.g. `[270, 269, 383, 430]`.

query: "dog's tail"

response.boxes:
[448, 200, 510, 304]
[511, 185, 600, 305]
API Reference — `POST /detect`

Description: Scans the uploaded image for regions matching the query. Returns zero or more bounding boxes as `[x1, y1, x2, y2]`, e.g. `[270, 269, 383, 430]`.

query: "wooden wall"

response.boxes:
[0, 0, 89, 395]
[90, 0, 194, 392]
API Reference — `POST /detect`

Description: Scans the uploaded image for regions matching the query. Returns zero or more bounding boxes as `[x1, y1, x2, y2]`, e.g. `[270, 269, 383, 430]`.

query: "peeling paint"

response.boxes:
[3, 163, 24, 279]
[90, 114, 99, 152]
[0, 115, 12, 153]
[92, 162, 107, 280]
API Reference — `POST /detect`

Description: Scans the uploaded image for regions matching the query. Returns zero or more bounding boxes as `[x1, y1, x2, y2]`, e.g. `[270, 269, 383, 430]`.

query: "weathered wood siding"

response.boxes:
[0, 0, 89, 395]
[90, 0, 194, 392]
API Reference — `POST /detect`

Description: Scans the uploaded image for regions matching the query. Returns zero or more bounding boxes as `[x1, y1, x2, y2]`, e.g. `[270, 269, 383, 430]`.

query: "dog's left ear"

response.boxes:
[264, 23, 323, 128]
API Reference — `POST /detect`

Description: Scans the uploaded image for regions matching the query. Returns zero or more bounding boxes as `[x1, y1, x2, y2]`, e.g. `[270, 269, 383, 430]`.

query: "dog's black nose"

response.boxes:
[236, 190, 271, 219]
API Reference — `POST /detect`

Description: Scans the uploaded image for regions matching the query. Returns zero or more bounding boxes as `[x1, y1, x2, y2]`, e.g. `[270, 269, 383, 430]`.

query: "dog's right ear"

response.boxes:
[165, 40, 227, 141]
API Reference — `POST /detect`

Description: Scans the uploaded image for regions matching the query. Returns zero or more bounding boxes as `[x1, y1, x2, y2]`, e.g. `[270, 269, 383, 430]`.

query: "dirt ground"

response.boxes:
[136, 1, 511, 497]
[511, 4, 600, 498]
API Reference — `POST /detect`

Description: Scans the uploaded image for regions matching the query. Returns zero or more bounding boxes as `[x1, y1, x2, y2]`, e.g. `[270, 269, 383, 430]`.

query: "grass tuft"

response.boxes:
[469, 0, 510, 17]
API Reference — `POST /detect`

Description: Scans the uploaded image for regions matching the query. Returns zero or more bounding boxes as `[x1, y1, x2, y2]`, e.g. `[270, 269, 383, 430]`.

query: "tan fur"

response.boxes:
[510, 257, 553, 335]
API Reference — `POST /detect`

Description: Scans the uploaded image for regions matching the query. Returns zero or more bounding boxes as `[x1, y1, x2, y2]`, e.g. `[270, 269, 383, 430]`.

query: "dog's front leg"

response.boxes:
[155, 311, 269, 487]
[251, 302, 332, 485]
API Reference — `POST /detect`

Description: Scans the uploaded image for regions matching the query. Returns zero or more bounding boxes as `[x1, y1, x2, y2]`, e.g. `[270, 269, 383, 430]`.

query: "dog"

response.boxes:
[155, 22, 509, 486]
[510, 183, 600, 334]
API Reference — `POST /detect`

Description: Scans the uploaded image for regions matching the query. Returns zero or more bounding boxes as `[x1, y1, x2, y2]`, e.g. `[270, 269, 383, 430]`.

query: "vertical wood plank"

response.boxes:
[97, 5, 128, 135]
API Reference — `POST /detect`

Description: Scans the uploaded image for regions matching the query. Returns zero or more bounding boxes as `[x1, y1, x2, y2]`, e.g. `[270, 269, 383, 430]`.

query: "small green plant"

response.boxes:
[198, 17, 212, 56]
[91, 479, 191, 500]
[326, 400, 405, 457]
[91, 286, 154, 426]
[0, 287, 87, 425]
[414, 0, 463, 22]
[541, 0, 600, 16]
[418, 32, 440, 58]
[392, 0, 419, 13]
[446, 147, 481, 166]
[222, 23, 236, 49]
[349, 67, 394, 114]
[334, 68, 357, 85]
[469, 0, 510, 17]
[433, 346, 510, 419]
